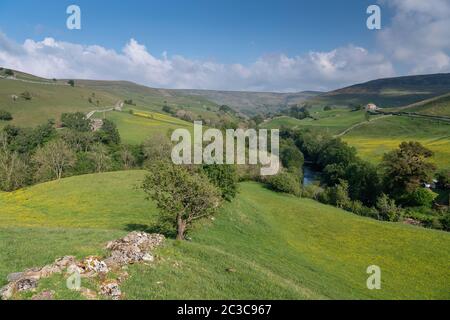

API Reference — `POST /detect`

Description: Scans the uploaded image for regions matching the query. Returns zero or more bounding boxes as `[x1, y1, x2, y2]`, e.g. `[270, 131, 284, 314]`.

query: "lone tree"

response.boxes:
[120, 145, 136, 169]
[89, 143, 111, 173]
[141, 132, 172, 164]
[21, 91, 32, 100]
[33, 139, 76, 180]
[0, 133, 28, 191]
[142, 161, 221, 240]
[202, 164, 238, 201]
[94, 119, 120, 145]
[61, 112, 92, 132]
[67, 80, 75, 87]
[0, 110, 13, 121]
[381, 141, 436, 201]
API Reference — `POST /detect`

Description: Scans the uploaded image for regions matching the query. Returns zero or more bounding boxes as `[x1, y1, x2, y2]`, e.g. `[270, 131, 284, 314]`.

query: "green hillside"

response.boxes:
[101, 110, 193, 144]
[75, 80, 225, 120]
[263, 110, 376, 135]
[0, 69, 228, 132]
[312, 73, 450, 108]
[343, 116, 450, 169]
[388, 93, 450, 117]
[1, 171, 449, 299]
[176, 89, 322, 116]
[0, 78, 118, 128]
[263, 108, 450, 169]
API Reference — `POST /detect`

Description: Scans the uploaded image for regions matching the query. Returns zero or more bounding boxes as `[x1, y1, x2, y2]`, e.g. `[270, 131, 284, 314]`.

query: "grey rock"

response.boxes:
[7, 272, 24, 282]
[0, 283, 15, 300]
[16, 278, 38, 292]
[32, 290, 55, 300]
[100, 280, 121, 300]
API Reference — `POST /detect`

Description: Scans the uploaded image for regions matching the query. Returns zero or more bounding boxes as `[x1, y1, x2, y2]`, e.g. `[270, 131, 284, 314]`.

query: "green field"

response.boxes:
[99, 110, 193, 144]
[0, 78, 118, 128]
[343, 116, 450, 169]
[263, 108, 450, 170]
[0, 74, 225, 132]
[389, 93, 450, 117]
[263, 110, 377, 135]
[1, 171, 449, 299]
[75, 80, 225, 121]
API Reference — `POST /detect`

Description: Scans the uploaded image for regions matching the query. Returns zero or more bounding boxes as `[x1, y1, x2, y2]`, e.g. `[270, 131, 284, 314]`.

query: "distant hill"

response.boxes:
[176, 89, 322, 116]
[3, 66, 450, 121]
[0, 68, 228, 129]
[312, 73, 450, 108]
[72, 79, 223, 117]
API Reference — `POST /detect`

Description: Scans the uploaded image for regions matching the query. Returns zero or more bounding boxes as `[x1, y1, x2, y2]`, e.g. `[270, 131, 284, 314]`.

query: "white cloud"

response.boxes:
[0, 1, 448, 91]
[378, 0, 450, 74]
[0, 32, 394, 92]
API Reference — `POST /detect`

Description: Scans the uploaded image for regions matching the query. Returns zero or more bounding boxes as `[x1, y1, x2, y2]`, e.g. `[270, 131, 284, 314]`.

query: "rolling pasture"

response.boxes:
[343, 116, 450, 169]
[388, 93, 450, 117]
[263, 108, 450, 169]
[262, 109, 371, 135]
[100, 110, 193, 144]
[311, 73, 450, 108]
[0, 78, 118, 128]
[75, 80, 224, 121]
[0, 171, 449, 299]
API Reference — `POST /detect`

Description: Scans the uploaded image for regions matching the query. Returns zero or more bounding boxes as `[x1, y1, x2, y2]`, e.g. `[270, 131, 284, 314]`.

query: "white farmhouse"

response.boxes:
[365, 103, 378, 111]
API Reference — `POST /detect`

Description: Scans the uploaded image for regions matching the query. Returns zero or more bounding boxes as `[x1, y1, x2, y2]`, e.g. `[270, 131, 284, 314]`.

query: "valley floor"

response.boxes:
[1, 171, 449, 299]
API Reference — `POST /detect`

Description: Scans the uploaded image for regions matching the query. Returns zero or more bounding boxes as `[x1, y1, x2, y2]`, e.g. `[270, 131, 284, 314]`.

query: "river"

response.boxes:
[303, 165, 321, 186]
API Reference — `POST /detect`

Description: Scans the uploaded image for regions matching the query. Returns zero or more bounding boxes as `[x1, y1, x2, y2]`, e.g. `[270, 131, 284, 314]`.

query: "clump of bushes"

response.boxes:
[436, 170, 450, 190]
[302, 180, 402, 222]
[376, 194, 401, 222]
[407, 188, 438, 208]
[0, 110, 13, 121]
[265, 169, 301, 196]
[302, 183, 324, 200]
[61, 112, 92, 132]
[124, 99, 136, 106]
[21, 91, 32, 100]
[202, 164, 238, 201]
[321, 179, 351, 209]
[162, 104, 175, 115]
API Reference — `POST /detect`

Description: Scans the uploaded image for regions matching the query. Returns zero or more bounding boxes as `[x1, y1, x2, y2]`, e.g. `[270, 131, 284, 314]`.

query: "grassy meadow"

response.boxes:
[1, 171, 449, 299]
[75, 80, 225, 121]
[99, 110, 193, 144]
[343, 116, 450, 169]
[0, 78, 118, 128]
[389, 93, 450, 117]
[263, 108, 450, 169]
[263, 109, 370, 135]
[0, 76, 225, 134]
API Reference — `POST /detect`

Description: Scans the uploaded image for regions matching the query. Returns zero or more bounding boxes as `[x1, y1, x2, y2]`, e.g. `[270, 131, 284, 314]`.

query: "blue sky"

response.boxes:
[0, 0, 379, 62]
[0, 0, 449, 91]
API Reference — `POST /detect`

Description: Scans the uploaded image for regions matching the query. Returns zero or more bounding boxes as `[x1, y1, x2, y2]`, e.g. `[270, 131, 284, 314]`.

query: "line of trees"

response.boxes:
[1, 112, 240, 241]
[272, 128, 449, 231]
[0, 113, 128, 191]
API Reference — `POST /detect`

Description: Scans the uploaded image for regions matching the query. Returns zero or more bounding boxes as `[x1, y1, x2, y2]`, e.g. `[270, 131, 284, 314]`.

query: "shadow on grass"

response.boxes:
[124, 223, 176, 239]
